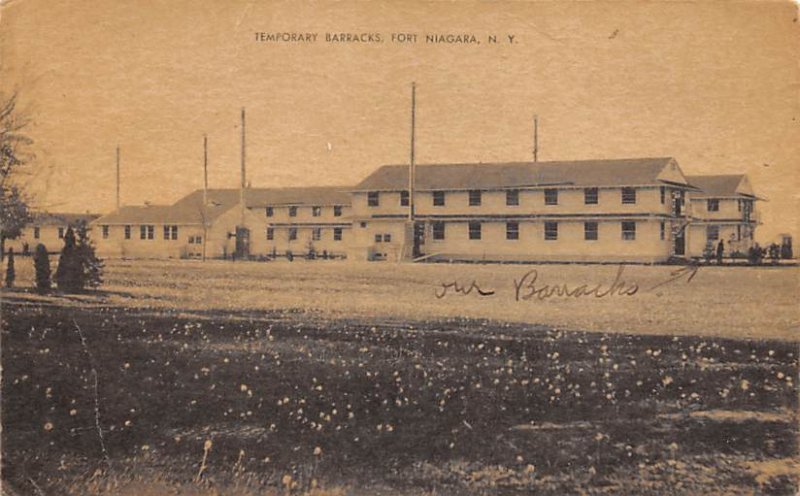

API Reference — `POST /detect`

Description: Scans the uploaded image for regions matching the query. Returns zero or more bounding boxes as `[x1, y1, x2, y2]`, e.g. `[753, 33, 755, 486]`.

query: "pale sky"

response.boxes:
[1, 0, 798, 241]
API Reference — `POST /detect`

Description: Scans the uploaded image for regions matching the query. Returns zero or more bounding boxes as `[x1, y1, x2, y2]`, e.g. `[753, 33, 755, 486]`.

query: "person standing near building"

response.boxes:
[716, 239, 725, 265]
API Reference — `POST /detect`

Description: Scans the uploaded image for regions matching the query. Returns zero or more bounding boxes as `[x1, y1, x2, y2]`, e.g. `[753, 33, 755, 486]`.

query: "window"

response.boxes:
[432, 221, 445, 240]
[400, 191, 409, 207]
[33, 227, 40, 239]
[266, 207, 274, 217]
[621, 221, 636, 240]
[384, 233, 392, 242]
[707, 199, 719, 212]
[621, 187, 637, 204]
[544, 222, 558, 240]
[707, 225, 720, 241]
[288, 228, 297, 241]
[312, 228, 321, 241]
[736, 225, 742, 241]
[433, 191, 446, 206]
[359, 221, 367, 228]
[58, 227, 65, 239]
[288, 206, 297, 217]
[374, 234, 382, 243]
[163, 225, 178, 240]
[140, 225, 154, 240]
[333, 205, 343, 217]
[188, 235, 203, 245]
[660, 221, 665, 241]
[333, 227, 343, 241]
[468, 190, 482, 206]
[266, 228, 274, 240]
[660, 186, 666, 204]
[506, 222, 519, 240]
[544, 189, 558, 205]
[124, 225, 131, 240]
[584, 222, 598, 241]
[367, 192, 379, 207]
[584, 188, 598, 205]
[468, 221, 482, 240]
[312, 206, 321, 217]
[506, 190, 519, 206]
[102, 225, 109, 239]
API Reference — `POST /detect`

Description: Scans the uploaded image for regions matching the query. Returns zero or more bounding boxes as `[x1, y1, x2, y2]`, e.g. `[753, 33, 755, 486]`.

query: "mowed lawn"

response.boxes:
[8, 257, 799, 340]
[1, 258, 798, 494]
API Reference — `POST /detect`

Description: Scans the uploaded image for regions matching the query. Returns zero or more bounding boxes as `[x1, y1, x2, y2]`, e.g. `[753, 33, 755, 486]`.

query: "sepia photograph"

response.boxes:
[1, 1, 798, 494]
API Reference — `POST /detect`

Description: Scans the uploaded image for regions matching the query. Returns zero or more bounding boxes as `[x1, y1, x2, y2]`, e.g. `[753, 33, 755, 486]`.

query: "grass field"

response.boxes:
[1, 259, 799, 494]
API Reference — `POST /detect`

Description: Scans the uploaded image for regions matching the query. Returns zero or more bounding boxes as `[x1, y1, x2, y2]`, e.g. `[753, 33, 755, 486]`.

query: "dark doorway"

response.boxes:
[235, 226, 250, 259]
[674, 230, 685, 256]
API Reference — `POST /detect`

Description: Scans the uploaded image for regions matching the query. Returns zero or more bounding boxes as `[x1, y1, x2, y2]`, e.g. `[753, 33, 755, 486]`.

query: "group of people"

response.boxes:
[711, 239, 789, 265]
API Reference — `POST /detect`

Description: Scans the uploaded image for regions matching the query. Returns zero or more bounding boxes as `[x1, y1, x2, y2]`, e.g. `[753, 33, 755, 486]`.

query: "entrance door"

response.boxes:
[235, 226, 250, 259]
[674, 230, 685, 256]
[413, 221, 425, 258]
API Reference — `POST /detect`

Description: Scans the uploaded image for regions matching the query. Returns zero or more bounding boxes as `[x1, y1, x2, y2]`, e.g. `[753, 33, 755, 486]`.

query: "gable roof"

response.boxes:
[92, 186, 351, 225]
[685, 175, 755, 199]
[31, 212, 101, 226]
[352, 157, 689, 191]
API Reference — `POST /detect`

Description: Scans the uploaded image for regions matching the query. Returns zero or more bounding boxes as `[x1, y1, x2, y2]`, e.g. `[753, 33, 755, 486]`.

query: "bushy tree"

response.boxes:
[55, 227, 82, 292]
[33, 243, 51, 292]
[0, 93, 33, 261]
[4, 247, 14, 288]
[75, 222, 103, 288]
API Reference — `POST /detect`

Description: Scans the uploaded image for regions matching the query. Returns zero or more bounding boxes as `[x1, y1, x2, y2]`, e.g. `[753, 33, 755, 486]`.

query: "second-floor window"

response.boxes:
[621, 221, 636, 240]
[140, 225, 154, 240]
[266, 207, 274, 217]
[468, 190, 482, 206]
[163, 225, 178, 240]
[506, 221, 519, 240]
[506, 190, 519, 206]
[312, 206, 321, 217]
[333, 205, 343, 217]
[432, 221, 445, 240]
[584, 221, 598, 240]
[400, 191, 409, 207]
[367, 192, 379, 207]
[584, 188, 598, 205]
[102, 225, 109, 239]
[468, 221, 481, 240]
[544, 189, 558, 206]
[621, 187, 637, 204]
[660, 186, 666, 204]
[707, 199, 719, 212]
[433, 191, 446, 206]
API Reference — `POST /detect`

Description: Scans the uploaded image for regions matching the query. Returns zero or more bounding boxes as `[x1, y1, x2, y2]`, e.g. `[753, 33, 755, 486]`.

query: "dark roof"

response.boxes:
[352, 157, 683, 191]
[31, 212, 101, 226]
[685, 175, 750, 198]
[93, 186, 351, 225]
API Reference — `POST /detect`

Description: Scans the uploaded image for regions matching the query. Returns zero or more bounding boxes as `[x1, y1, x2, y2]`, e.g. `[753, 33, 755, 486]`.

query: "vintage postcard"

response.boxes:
[1, 1, 798, 494]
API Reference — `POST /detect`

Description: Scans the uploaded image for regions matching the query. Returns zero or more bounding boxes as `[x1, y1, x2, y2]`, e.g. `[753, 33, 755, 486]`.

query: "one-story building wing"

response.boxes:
[6, 212, 100, 255]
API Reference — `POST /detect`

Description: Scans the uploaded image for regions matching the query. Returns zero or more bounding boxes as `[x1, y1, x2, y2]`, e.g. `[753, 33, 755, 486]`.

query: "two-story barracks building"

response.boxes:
[347, 158, 699, 263]
[92, 187, 351, 259]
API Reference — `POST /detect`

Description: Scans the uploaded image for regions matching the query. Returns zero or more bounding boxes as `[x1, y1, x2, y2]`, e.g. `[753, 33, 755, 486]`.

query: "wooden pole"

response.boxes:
[240, 108, 246, 227]
[116, 145, 121, 210]
[533, 115, 538, 163]
[409, 83, 416, 221]
[203, 134, 208, 262]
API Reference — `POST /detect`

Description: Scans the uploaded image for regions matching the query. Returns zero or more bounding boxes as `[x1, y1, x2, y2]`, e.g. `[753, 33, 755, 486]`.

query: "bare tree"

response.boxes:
[0, 92, 33, 259]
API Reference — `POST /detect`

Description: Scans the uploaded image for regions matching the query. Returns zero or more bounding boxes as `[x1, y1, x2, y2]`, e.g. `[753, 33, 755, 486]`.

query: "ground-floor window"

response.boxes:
[102, 225, 109, 239]
[288, 228, 297, 241]
[124, 225, 131, 239]
[621, 221, 636, 241]
[468, 221, 481, 240]
[584, 221, 598, 240]
[34, 227, 40, 239]
[312, 228, 321, 241]
[706, 225, 719, 241]
[544, 222, 558, 241]
[660, 221, 665, 241]
[58, 227, 65, 239]
[736, 225, 741, 241]
[188, 236, 202, 244]
[266, 228, 274, 240]
[506, 221, 519, 240]
[333, 227, 343, 241]
[432, 221, 445, 240]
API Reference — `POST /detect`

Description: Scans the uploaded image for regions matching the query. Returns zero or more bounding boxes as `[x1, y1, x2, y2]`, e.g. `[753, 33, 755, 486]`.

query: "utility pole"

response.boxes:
[409, 83, 416, 221]
[240, 107, 246, 227]
[116, 145, 121, 210]
[533, 115, 539, 163]
[203, 134, 208, 262]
